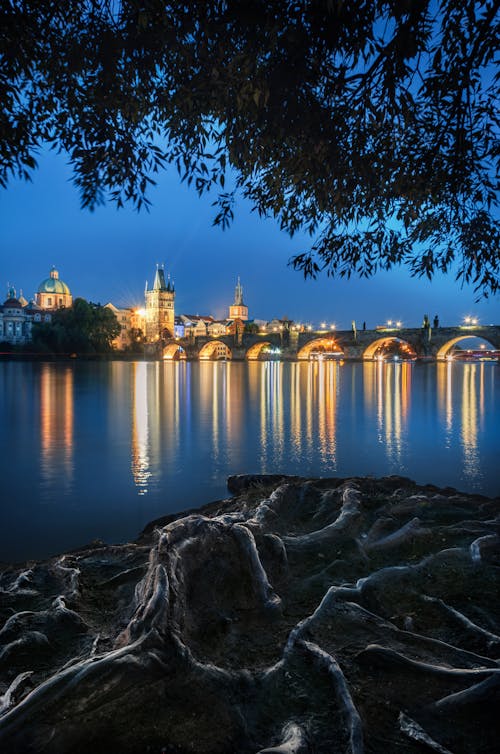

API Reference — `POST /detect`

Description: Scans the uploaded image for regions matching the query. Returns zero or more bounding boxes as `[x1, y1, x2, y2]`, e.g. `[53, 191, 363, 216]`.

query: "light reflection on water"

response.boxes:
[40, 363, 74, 497]
[0, 360, 498, 562]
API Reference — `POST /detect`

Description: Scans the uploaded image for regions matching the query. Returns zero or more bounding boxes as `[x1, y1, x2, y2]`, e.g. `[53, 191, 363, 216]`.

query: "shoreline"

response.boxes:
[1, 474, 498, 752]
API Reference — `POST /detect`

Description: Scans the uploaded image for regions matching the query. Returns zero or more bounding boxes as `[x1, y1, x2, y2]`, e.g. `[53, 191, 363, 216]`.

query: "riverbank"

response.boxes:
[0, 475, 498, 753]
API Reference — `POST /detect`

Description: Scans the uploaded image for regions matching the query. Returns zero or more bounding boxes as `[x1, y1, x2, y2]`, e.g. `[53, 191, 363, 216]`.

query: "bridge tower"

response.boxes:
[145, 264, 175, 342]
[229, 277, 248, 321]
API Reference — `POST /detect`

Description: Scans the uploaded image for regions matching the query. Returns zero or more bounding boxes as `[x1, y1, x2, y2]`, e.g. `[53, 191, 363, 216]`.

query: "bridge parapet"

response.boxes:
[166, 324, 500, 361]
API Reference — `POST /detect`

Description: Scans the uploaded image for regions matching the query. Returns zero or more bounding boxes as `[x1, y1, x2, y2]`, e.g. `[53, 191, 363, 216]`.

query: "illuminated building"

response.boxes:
[104, 303, 134, 350]
[228, 277, 248, 321]
[0, 287, 51, 345]
[145, 264, 175, 341]
[36, 266, 73, 310]
[180, 314, 214, 338]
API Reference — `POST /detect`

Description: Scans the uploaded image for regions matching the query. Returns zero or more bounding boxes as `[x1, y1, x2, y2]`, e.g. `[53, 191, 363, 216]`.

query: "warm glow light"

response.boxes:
[387, 320, 393, 326]
[136, 308, 146, 317]
[307, 325, 312, 331]
[330, 324, 336, 330]
[321, 322, 326, 329]
[396, 321, 402, 328]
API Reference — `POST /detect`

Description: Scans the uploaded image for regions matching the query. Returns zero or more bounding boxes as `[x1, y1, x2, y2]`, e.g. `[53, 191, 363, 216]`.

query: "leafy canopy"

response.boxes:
[32, 299, 121, 353]
[1, 1, 499, 296]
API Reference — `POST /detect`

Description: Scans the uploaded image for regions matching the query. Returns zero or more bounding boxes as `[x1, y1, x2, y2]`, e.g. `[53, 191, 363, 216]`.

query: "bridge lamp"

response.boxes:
[396, 321, 402, 328]
[464, 316, 471, 325]
[321, 322, 326, 329]
[307, 325, 312, 331]
[471, 317, 478, 325]
[387, 319, 393, 326]
[330, 324, 336, 330]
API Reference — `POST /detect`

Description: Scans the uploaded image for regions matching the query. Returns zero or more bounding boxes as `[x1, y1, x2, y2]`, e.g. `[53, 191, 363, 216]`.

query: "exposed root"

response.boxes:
[357, 643, 500, 679]
[299, 640, 364, 754]
[0, 475, 497, 752]
[398, 713, 453, 754]
[257, 721, 308, 753]
[421, 594, 500, 648]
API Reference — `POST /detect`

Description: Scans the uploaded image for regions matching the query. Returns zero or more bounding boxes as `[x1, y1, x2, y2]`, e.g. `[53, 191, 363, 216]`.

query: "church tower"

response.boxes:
[228, 277, 248, 321]
[145, 264, 175, 341]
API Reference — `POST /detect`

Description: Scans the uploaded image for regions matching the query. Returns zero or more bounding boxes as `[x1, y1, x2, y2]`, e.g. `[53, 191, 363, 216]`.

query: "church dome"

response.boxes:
[37, 267, 71, 296]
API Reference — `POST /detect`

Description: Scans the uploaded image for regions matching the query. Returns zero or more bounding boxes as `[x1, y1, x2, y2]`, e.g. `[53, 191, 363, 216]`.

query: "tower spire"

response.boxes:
[234, 276, 244, 306]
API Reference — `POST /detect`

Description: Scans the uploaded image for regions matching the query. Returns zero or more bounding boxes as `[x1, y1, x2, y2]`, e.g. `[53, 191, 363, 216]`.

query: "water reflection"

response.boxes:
[314, 361, 338, 466]
[131, 362, 151, 494]
[3, 358, 496, 562]
[40, 363, 74, 494]
[362, 361, 411, 467]
[436, 362, 488, 487]
[126, 360, 495, 497]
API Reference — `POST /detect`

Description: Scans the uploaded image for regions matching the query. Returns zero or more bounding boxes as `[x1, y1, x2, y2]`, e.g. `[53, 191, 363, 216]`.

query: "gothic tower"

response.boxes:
[145, 264, 175, 341]
[228, 277, 248, 321]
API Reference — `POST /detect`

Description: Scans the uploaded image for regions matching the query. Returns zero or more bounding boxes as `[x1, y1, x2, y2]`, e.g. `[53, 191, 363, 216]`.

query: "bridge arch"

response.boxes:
[162, 343, 186, 360]
[297, 337, 344, 361]
[245, 341, 279, 360]
[363, 337, 417, 360]
[199, 340, 232, 360]
[436, 335, 498, 360]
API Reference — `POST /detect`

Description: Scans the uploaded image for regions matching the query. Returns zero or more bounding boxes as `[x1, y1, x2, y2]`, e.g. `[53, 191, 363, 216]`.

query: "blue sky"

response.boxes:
[0, 148, 498, 329]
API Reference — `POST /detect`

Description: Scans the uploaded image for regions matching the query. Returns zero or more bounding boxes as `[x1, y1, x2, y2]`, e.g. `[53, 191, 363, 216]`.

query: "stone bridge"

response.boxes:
[161, 325, 500, 361]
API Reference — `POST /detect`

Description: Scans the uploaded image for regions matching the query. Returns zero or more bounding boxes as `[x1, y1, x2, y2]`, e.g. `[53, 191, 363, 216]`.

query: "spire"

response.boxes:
[153, 263, 168, 291]
[50, 266, 59, 280]
[234, 276, 244, 306]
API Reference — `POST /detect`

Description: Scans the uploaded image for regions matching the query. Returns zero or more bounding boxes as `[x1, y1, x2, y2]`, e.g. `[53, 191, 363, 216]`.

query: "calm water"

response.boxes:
[1, 360, 498, 562]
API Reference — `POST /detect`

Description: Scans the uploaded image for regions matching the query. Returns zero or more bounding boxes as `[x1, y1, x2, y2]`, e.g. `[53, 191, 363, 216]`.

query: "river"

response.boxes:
[0, 359, 498, 562]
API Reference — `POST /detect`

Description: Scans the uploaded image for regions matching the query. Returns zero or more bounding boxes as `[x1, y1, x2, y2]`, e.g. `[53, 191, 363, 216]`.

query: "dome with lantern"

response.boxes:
[36, 267, 72, 310]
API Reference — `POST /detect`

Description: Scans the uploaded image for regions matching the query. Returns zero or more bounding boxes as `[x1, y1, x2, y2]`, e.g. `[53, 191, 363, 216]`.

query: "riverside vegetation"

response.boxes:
[0, 474, 498, 753]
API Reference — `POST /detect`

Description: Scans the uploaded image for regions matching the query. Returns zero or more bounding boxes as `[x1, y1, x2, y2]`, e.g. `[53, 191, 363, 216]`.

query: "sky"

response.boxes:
[0, 148, 498, 330]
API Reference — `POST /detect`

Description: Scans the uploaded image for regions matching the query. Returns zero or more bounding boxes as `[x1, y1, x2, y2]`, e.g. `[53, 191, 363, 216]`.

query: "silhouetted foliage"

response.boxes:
[1, 1, 498, 296]
[32, 299, 121, 353]
[244, 322, 260, 334]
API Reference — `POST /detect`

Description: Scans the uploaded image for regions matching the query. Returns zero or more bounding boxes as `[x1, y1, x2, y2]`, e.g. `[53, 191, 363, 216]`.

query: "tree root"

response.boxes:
[0, 475, 498, 752]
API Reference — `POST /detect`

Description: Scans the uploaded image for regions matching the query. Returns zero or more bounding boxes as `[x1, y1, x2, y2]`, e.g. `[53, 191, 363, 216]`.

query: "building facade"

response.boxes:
[0, 288, 51, 345]
[145, 265, 175, 342]
[104, 303, 133, 350]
